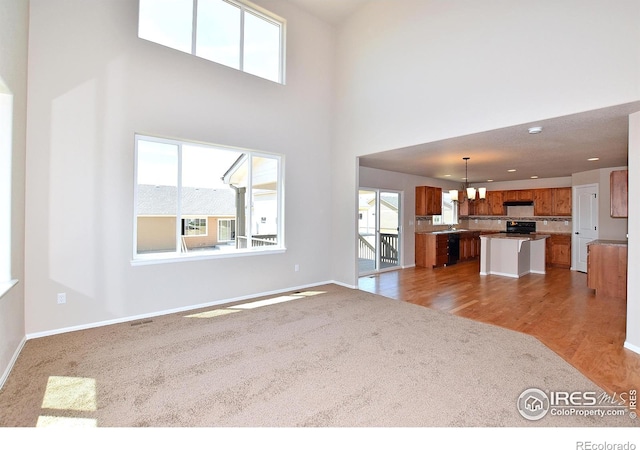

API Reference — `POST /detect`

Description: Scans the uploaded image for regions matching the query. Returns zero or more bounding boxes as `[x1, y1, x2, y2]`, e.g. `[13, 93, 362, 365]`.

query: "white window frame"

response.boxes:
[432, 191, 458, 225]
[132, 134, 285, 265]
[138, 0, 286, 84]
[0, 80, 17, 298]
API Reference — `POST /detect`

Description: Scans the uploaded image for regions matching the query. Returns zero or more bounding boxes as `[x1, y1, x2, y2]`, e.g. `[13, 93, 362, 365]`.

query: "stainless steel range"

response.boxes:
[505, 220, 536, 234]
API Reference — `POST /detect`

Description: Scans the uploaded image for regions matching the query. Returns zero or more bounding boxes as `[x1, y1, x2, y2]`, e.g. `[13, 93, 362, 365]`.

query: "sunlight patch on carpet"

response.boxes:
[41, 376, 97, 412]
[184, 291, 327, 319]
[234, 290, 327, 310]
[185, 309, 241, 319]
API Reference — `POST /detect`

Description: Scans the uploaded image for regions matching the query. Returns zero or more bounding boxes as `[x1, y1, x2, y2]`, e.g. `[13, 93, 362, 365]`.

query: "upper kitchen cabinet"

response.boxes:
[487, 191, 505, 215]
[610, 170, 628, 218]
[415, 186, 442, 216]
[458, 191, 473, 216]
[503, 189, 533, 202]
[553, 187, 572, 216]
[533, 188, 553, 215]
[533, 188, 572, 216]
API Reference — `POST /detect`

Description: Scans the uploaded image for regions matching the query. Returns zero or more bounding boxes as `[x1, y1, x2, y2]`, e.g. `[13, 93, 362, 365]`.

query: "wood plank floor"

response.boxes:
[358, 260, 640, 397]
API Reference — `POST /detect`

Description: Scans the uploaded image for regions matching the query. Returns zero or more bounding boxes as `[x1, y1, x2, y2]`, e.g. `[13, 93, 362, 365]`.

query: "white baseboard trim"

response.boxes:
[624, 340, 640, 355]
[330, 279, 359, 289]
[25, 280, 355, 340]
[0, 336, 26, 390]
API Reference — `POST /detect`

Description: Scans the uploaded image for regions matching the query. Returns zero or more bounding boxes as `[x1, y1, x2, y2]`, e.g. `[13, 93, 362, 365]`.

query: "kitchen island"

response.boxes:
[480, 233, 550, 278]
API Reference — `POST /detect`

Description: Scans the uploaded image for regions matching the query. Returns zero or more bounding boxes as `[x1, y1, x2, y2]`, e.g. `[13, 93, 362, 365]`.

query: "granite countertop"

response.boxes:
[587, 239, 628, 247]
[417, 230, 570, 236]
[416, 229, 475, 235]
[481, 233, 550, 241]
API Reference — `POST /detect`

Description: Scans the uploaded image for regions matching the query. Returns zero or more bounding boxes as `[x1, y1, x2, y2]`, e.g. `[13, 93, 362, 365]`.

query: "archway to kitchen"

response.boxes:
[358, 188, 402, 276]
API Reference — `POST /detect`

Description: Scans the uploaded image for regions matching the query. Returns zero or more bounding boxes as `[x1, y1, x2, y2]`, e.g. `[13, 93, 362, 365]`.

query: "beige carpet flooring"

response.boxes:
[0, 284, 637, 427]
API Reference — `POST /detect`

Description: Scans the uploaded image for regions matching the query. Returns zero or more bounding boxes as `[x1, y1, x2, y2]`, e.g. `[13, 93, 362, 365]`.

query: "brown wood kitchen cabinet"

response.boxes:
[533, 188, 553, 215]
[546, 234, 571, 268]
[587, 240, 627, 299]
[467, 190, 502, 216]
[553, 187, 572, 216]
[503, 189, 533, 202]
[458, 192, 473, 216]
[415, 233, 448, 268]
[533, 188, 571, 216]
[487, 191, 505, 215]
[610, 170, 628, 218]
[415, 186, 442, 216]
[458, 231, 480, 262]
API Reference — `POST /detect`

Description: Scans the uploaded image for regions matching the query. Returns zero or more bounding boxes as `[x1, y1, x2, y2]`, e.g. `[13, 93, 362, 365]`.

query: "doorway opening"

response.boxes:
[358, 189, 401, 275]
[572, 183, 599, 272]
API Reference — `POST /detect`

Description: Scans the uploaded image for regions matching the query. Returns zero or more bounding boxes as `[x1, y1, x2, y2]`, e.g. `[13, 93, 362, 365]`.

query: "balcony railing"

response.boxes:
[358, 233, 399, 265]
[237, 235, 278, 248]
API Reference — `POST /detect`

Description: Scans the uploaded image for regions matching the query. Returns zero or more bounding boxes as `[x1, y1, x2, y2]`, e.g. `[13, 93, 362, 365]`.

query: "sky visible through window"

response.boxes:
[137, 140, 241, 189]
[139, 0, 282, 83]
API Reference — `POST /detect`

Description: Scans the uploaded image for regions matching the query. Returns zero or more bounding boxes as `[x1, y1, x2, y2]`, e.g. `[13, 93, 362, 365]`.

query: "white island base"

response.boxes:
[480, 234, 549, 278]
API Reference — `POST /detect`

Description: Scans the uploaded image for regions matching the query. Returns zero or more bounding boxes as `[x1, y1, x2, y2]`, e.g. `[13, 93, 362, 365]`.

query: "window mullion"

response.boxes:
[176, 143, 183, 253]
[239, 5, 245, 72]
[191, 0, 198, 55]
[246, 154, 252, 248]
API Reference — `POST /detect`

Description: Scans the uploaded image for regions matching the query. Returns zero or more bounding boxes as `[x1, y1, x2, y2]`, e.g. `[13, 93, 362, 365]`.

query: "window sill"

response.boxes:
[131, 247, 286, 266]
[0, 279, 18, 300]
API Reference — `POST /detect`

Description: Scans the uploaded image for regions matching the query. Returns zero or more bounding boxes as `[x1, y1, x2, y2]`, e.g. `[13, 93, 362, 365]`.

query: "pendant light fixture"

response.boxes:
[450, 157, 486, 202]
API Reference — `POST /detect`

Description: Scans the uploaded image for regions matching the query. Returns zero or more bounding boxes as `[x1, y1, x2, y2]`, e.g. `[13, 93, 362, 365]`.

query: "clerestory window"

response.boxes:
[133, 134, 284, 263]
[138, 0, 286, 83]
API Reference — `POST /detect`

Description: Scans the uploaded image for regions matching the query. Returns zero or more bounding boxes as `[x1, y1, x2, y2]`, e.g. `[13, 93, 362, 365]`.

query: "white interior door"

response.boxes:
[573, 184, 599, 272]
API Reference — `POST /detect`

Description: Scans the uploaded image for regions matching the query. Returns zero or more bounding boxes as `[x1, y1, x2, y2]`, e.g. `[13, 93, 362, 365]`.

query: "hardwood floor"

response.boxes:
[358, 260, 640, 396]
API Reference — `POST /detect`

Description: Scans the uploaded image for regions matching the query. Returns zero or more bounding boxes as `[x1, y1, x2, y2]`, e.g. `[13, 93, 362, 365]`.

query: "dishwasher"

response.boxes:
[447, 233, 460, 265]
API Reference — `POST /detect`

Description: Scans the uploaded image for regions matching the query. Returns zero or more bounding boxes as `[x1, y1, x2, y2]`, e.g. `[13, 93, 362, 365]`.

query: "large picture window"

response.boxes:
[134, 134, 284, 262]
[138, 0, 285, 83]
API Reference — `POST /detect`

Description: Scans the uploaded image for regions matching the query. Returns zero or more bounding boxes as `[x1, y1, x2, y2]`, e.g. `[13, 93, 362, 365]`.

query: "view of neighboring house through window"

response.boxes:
[138, 0, 285, 83]
[134, 134, 283, 260]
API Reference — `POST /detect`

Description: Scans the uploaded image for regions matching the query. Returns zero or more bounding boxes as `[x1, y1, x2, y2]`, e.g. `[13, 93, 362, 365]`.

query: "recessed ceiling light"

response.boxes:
[444, 174, 451, 177]
[588, 157, 600, 161]
[508, 169, 517, 172]
[487, 179, 494, 182]
[528, 126, 543, 134]
[531, 176, 538, 179]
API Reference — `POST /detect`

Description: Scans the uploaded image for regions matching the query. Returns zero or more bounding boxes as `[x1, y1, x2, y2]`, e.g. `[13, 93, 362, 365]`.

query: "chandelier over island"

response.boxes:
[450, 157, 486, 203]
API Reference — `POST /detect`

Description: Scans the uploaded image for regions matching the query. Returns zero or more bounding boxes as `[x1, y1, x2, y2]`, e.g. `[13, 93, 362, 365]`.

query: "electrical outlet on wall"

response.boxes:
[543, 220, 548, 225]
[57, 293, 66, 304]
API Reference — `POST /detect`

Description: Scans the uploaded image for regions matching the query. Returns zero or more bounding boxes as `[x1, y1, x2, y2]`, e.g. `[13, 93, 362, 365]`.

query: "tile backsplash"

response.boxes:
[415, 216, 572, 234]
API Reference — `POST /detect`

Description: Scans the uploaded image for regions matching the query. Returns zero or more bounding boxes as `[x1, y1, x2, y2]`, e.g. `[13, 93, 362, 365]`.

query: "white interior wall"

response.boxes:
[333, 0, 640, 286]
[0, 0, 28, 383]
[24, 0, 336, 335]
